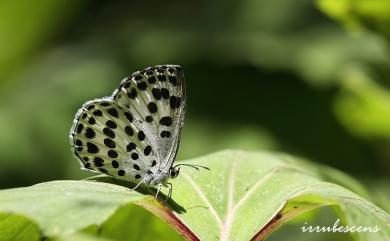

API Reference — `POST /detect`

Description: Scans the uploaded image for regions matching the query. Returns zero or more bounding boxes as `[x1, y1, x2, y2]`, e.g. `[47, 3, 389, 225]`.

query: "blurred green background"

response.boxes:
[0, 0, 389, 235]
[1, 0, 389, 190]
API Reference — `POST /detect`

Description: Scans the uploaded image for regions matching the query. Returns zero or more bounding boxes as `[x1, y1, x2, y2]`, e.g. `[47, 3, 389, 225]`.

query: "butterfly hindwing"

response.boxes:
[70, 65, 185, 184]
[70, 99, 158, 181]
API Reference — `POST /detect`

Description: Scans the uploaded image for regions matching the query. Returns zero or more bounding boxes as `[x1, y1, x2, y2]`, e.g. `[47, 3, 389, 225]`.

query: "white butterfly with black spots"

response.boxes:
[70, 64, 205, 197]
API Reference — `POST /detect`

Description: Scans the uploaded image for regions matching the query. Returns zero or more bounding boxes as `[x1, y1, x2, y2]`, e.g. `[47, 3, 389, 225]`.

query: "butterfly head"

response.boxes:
[169, 166, 180, 179]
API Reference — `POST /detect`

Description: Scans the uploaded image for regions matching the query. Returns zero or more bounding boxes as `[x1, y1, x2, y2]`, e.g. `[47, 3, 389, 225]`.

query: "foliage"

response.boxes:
[0, 150, 389, 241]
[317, 0, 390, 39]
[0, 0, 389, 240]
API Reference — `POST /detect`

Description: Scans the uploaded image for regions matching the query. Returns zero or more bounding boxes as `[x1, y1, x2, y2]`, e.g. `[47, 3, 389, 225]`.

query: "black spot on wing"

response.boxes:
[87, 142, 99, 153]
[126, 142, 136, 152]
[124, 112, 133, 122]
[145, 70, 154, 76]
[107, 108, 119, 118]
[152, 88, 161, 100]
[161, 88, 169, 99]
[85, 128, 96, 139]
[158, 75, 166, 82]
[134, 74, 143, 81]
[148, 76, 157, 84]
[127, 88, 137, 99]
[93, 157, 104, 167]
[144, 145, 152, 156]
[112, 160, 119, 168]
[170, 96, 181, 109]
[100, 102, 111, 107]
[131, 153, 139, 160]
[88, 117, 96, 125]
[108, 150, 118, 158]
[75, 139, 82, 146]
[168, 76, 177, 86]
[138, 131, 145, 141]
[125, 126, 134, 136]
[103, 127, 115, 138]
[77, 124, 84, 134]
[160, 131, 171, 138]
[137, 81, 147, 90]
[145, 116, 153, 123]
[160, 116, 173, 126]
[93, 110, 103, 116]
[104, 138, 116, 148]
[147, 102, 158, 113]
[106, 120, 117, 129]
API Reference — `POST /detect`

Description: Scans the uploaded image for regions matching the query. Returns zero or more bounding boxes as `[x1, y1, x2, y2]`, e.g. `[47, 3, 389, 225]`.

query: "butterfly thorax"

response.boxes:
[146, 166, 179, 186]
[145, 170, 169, 186]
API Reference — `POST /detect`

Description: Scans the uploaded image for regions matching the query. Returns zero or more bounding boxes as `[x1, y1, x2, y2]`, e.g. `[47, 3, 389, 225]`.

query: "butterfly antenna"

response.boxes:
[173, 163, 210, 171]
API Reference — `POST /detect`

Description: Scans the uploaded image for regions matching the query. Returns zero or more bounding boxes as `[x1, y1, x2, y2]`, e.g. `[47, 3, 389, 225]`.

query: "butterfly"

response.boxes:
[69, 64, 207, 198]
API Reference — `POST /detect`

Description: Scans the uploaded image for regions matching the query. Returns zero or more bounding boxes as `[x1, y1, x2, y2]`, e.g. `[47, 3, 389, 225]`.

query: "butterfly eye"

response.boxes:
[170, 167, 180, 178]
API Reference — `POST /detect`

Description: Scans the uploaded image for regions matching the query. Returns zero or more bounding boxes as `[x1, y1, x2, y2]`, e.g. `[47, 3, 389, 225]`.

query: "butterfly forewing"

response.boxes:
[113, 65, 186, 172]
[70, 65, 185, 184]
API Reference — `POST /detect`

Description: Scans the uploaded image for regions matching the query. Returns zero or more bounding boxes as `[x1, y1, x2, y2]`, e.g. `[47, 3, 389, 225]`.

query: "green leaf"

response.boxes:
[333, 67, 390, 140]
[55, 233, 115, 241]
[167, 150, 390, 240]
[0, 150, 389, 241]
[0, 213, 40, 241]
[0, 0, 85, 85]
[85, 203, 183, 241]
[316, 0, 390, 39]
[0, 181, 144, 236]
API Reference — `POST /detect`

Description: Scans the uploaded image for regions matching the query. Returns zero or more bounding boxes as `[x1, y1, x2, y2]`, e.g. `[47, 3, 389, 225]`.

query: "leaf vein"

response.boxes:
[182, 173, 223, 228]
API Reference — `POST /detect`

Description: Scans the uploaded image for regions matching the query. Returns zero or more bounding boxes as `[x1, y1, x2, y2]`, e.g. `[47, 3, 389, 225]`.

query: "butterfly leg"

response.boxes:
[155, 183, 163, 198]
[129, 177, 146, 192]
[166, 182, 173, 200]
